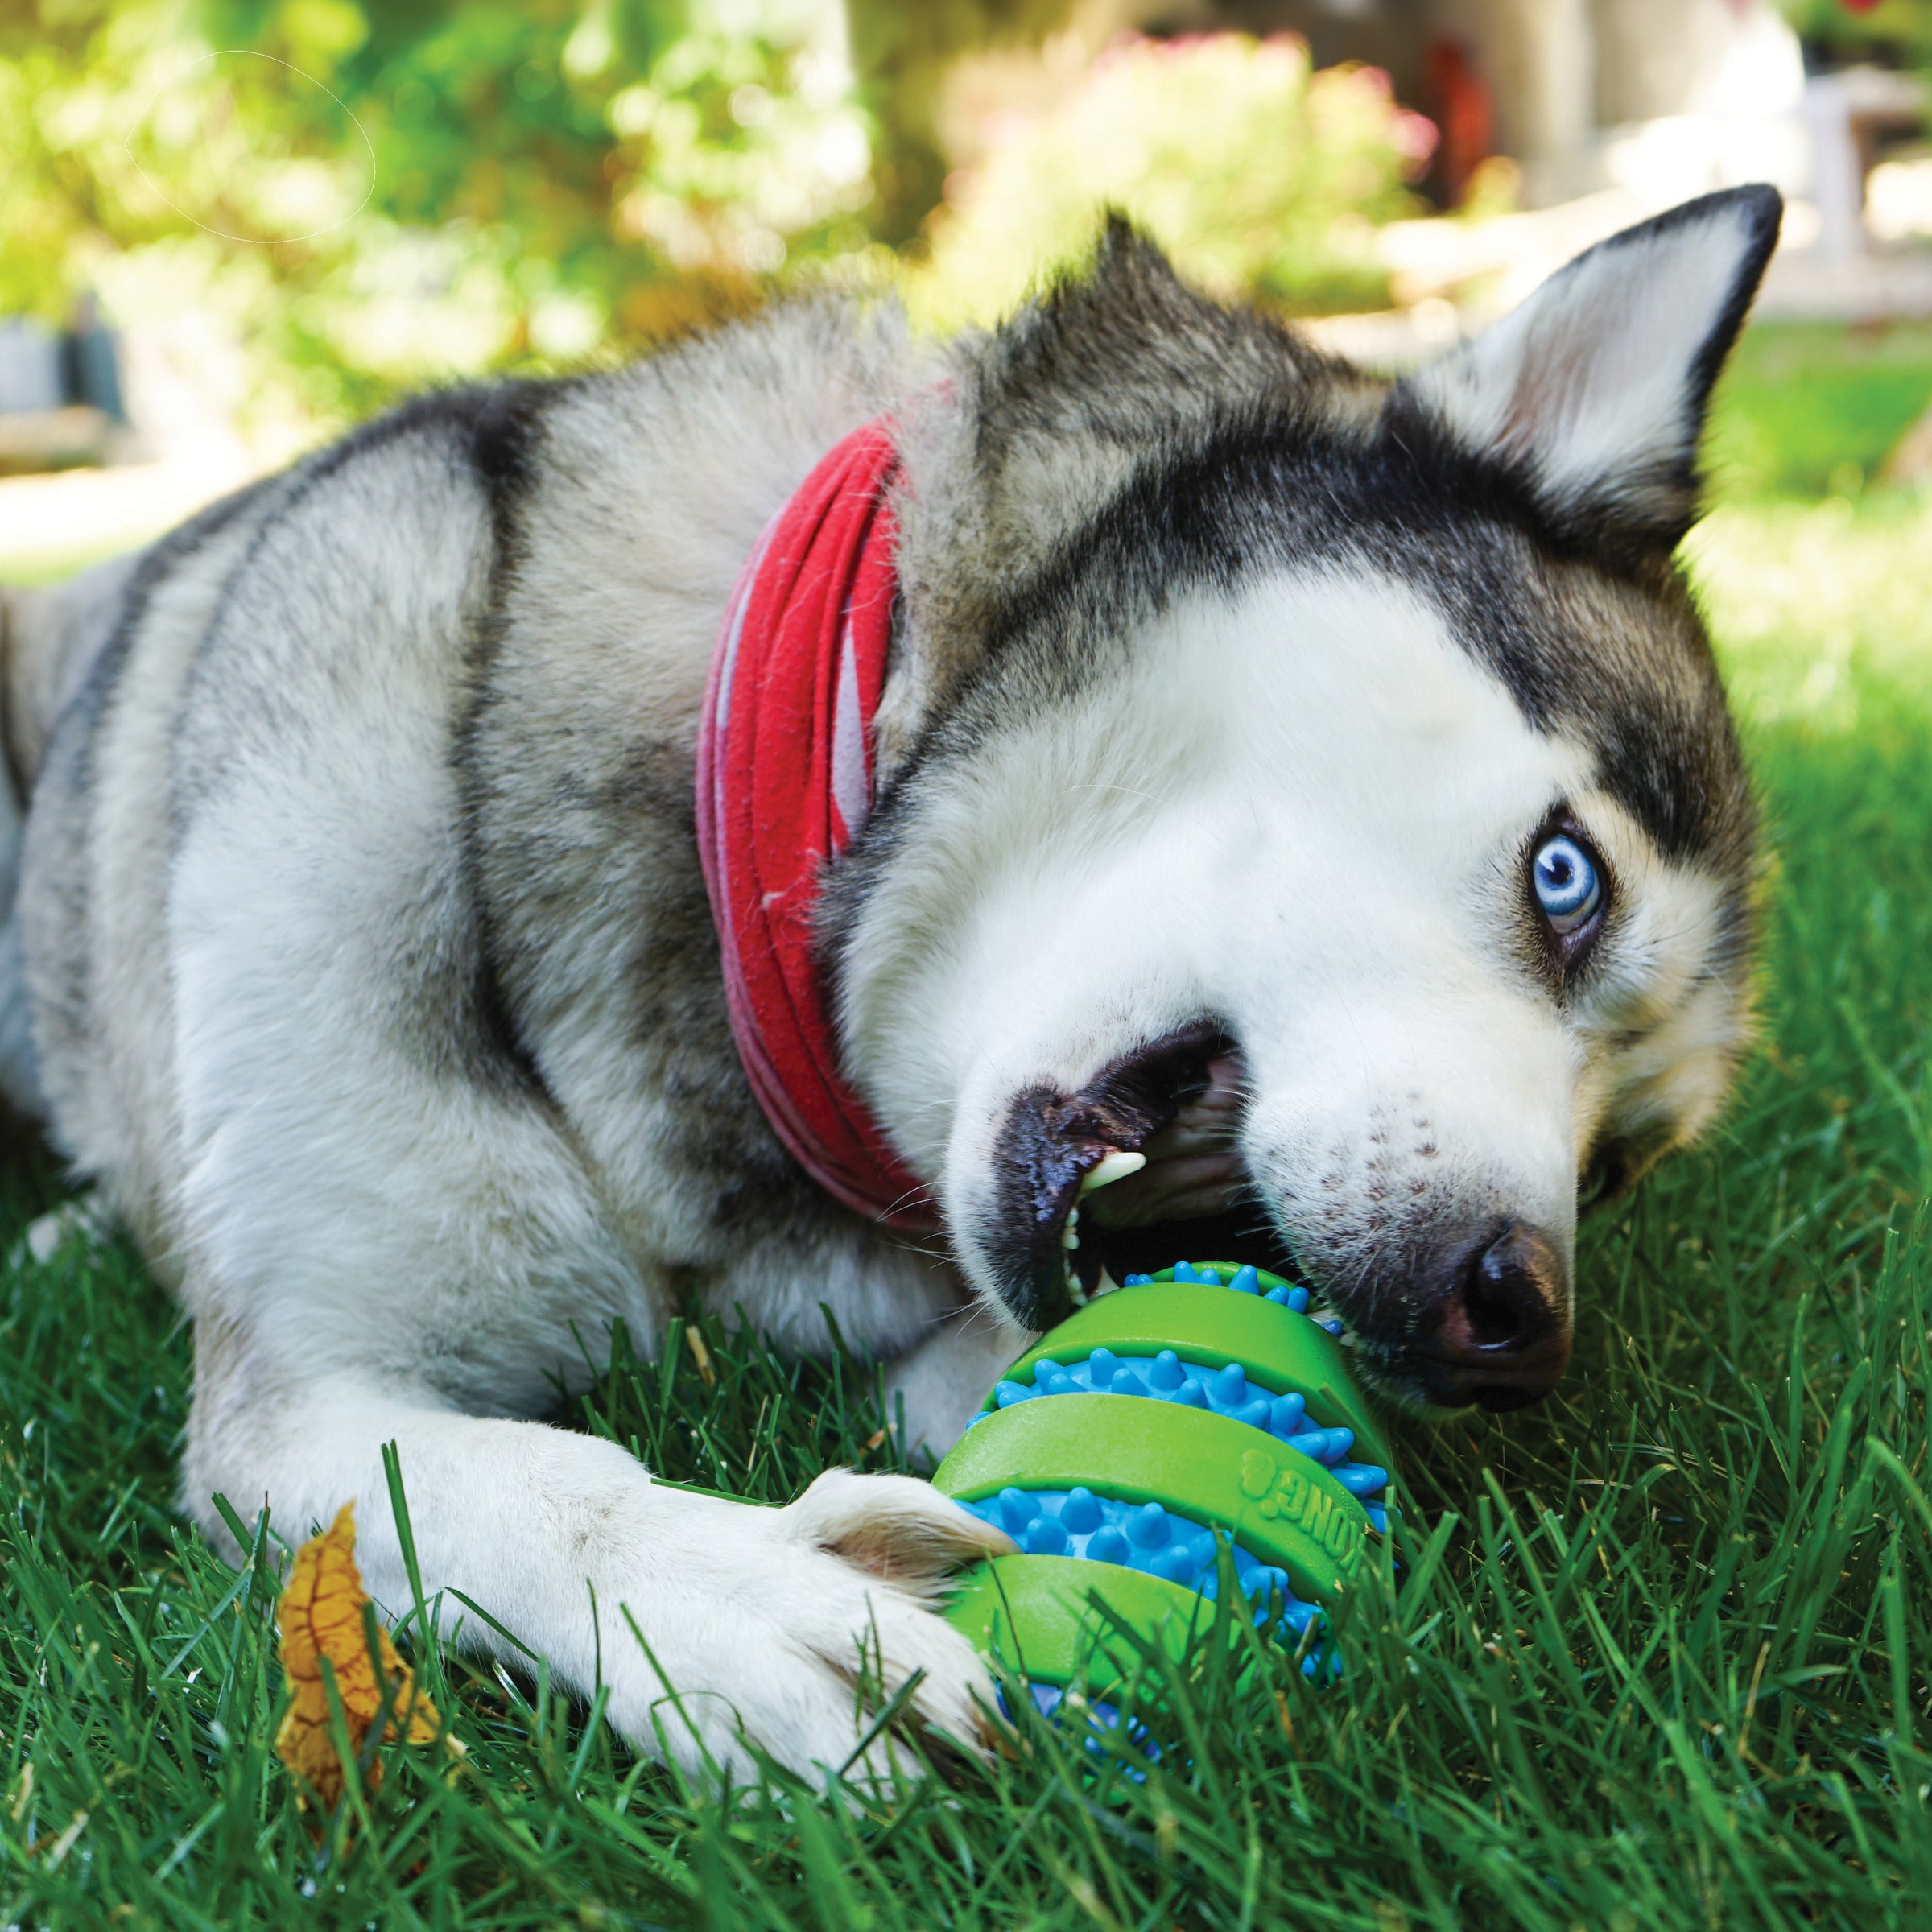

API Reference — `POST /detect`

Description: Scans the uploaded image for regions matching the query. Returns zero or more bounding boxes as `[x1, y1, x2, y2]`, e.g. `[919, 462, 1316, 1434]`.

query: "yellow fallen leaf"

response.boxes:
[275, 1502, 450, 1808]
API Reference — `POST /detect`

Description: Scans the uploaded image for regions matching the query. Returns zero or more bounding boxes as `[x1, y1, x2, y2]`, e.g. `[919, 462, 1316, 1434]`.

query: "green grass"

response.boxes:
[6, 331, 1932, 1928]
[1706, 318, 1932, 500]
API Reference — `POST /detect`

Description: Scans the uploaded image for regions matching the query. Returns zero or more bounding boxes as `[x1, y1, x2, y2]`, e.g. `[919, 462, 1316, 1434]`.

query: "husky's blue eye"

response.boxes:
[1532, 833, 1601, 934]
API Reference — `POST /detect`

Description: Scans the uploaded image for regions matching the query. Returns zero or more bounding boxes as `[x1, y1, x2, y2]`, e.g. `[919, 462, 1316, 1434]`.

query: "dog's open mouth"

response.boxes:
[980, 1022, 1300, 1329]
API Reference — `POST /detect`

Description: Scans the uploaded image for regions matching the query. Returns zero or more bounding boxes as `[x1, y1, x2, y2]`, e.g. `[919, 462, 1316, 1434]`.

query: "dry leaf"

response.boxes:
[275, 1502, 452, 1808]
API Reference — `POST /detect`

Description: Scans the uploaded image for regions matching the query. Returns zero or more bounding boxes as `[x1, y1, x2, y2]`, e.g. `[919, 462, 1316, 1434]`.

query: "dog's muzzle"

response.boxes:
[975, 1033, 1574, 1412]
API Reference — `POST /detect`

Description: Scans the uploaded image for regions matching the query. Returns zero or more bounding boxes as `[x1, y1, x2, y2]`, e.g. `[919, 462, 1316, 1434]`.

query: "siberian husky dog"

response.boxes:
[0, 186, 1776, 1784]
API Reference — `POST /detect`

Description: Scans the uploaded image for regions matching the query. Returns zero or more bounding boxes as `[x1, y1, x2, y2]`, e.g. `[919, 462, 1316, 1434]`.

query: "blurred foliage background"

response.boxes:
[1781, 0, 1932, 65]
[4, 0, 1932, 488]
[906, 34, 1435, 329]
[0, 0, 1438, 444]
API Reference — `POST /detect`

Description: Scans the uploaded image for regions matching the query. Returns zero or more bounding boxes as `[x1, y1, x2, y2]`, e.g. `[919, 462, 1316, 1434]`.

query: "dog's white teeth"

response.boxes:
[1080, 1150, 1147, 1194]
[1062, 1207, 1080, 1250]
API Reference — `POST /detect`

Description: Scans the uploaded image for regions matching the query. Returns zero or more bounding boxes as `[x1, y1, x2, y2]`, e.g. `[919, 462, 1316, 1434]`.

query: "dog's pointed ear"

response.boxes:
[1392, 185, 1781, 555]
[883, 213, 1353, 754]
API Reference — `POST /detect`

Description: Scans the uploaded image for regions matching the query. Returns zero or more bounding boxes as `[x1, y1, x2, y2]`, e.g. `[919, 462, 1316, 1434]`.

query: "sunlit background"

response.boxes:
[2, 0, 1930, 707]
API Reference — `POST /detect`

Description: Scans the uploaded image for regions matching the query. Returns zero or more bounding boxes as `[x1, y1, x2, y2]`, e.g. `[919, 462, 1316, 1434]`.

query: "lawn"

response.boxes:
[5, 328, 1932, 1929]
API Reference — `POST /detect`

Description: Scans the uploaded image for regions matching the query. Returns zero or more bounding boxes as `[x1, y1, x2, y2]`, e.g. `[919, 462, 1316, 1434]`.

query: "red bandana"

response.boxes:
[695, 419, 939, 1232]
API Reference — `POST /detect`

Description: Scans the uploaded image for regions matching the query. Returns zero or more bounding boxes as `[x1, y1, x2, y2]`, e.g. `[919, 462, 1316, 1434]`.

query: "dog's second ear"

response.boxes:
[1392, 185, 1781, 558]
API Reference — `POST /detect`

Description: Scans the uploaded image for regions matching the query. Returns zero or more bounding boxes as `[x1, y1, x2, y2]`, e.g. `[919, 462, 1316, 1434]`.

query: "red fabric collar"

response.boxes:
[695, 419, 939, 1232]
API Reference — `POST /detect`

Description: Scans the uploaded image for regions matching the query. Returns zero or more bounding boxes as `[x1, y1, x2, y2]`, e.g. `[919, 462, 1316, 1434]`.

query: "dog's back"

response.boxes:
[0, 548, 151, 1138]
[1, 476, 295, 1259]
[2, 549, 144, 795]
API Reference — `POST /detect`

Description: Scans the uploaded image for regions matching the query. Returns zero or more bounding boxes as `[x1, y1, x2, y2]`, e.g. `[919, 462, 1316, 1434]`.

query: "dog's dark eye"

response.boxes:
[1579, 1139, 1633, 1208]
[1531, 833, 1601, 935]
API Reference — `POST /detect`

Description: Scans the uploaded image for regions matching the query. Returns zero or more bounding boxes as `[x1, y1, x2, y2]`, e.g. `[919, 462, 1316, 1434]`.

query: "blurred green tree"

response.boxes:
[912, 34, 1435, 328]
[1780, 0, 1932, 63]
[843, 0, 1071, 245]
[0, 1, 1439, 446]
[0, 0, 880, 428]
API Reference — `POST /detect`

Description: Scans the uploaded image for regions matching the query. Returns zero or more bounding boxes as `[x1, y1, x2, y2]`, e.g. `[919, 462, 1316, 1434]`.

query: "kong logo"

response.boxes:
[1239, 1447, 1367, 1575]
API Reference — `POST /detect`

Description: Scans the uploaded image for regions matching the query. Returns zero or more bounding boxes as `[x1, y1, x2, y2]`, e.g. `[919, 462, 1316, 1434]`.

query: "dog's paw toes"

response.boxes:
[788, 1576, 1001, 1785]
[612, 1474, 1012, 1790]
[626, 1593, 996, 1793]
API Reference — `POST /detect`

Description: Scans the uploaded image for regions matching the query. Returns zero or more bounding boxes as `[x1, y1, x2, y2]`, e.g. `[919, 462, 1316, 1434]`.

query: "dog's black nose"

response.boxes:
[1419, 1220, 1571, 1411]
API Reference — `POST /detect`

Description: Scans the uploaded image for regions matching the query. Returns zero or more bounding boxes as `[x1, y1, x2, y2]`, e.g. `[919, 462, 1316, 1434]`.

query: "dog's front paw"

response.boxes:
[607, 1468, 1013, 1789]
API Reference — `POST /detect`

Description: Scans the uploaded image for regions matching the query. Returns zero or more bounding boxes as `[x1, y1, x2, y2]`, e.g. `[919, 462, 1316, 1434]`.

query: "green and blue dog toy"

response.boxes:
[933, 1261, 1395, 1717]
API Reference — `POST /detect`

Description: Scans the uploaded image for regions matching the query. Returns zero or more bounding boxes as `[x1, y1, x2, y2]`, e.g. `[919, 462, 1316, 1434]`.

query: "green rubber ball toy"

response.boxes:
[933, 1261, 1396, 1723]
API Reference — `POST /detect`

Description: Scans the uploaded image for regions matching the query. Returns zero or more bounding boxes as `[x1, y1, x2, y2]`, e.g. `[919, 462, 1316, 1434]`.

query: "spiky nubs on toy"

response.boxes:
[934, 1262, 1394, 1716]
